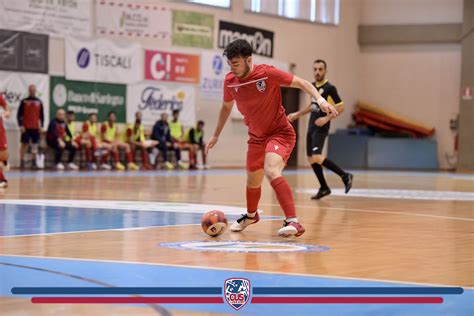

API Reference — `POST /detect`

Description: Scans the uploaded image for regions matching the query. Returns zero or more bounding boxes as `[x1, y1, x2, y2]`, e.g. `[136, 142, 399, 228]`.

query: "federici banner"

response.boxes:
[127, 82, 196, 128]
[66, 37, 142, 85]
[0, 29, 48, 74]
[0, 71, 49, 130]
[50, 76, 126, 123]
[218, 21, 274, 58]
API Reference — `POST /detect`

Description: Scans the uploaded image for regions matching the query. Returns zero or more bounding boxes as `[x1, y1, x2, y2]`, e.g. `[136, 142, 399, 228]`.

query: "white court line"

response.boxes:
[0, 223, 202, 239]
[3, 194, 472, 222]
[0, 253, 471, 290]
[278, 204, 474, 222]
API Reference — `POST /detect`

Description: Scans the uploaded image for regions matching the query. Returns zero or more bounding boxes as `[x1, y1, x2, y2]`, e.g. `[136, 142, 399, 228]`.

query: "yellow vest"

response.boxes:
[102, 121, 116, 142]
[184, 127, 202, 143]
[133, 124, 145, 142]
[88, 121, 97, 137]
[169, 120, 183, 140]
[65, 122, 75, 141]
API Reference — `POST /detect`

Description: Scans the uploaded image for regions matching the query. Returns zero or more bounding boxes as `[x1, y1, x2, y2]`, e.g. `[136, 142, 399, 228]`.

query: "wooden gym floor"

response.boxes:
[0, 168, 472, 315]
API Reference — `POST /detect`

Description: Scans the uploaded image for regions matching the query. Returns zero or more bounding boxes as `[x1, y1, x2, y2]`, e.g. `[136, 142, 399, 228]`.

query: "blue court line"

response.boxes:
[11, 286, 463, 295]
[253, 287, 464, 295]
[0, 204, 277, 237]
[0, 255, 472, 316]
[5, 169, 473, 180]
[12, 287, 222, 295]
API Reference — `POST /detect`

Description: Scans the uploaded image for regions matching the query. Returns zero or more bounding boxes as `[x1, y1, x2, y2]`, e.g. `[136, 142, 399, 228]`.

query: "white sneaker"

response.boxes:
[100, 163, 112, 170]
[0, 180, 8, 188]
[68, 163, 79, 170]
[230, 212, 260, 232]
[56, 163, 65, 170]
[277, 221, 306, 237]
[203, 164, 210, 170]
[35, 153, 45, 169]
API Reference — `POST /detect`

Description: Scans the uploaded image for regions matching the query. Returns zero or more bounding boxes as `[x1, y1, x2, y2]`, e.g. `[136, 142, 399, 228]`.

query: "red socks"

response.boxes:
[101, 154, 109, 164]
[113, 151, 120, 163]
[246, 186, 261, 213]
[126, 151, 133, 163]
[0, 170, 5, 181]
[141, 150, 149, 165]
[85, 148, 91, 163]
[270, 177, 296, 219]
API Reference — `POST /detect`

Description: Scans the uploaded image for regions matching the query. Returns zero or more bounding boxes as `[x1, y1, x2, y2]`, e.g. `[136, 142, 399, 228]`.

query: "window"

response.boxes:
[185, 0, 231, 8]
[245, 0, 339, 25]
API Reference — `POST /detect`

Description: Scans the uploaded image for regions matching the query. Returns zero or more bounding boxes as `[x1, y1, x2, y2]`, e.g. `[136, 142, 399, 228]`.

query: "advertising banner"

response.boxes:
[66, 37, 142, 85]
[0, 29, 48, 73]
[0, 71, 49, 130]
[127, 82, 195, 127]
[145, 50, 200, 84]
[50, 76, 126, 123]
[96, 1, 171, 39]
[172, 10, 214, 49]
[0, 0, 92, 37]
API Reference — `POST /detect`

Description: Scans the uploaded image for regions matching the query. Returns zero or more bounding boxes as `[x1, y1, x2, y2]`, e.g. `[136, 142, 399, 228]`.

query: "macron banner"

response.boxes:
[95, 1, 171, 39]
[66, 37, 142, 85]
[0, 71, 49, 130]
[127, 82, 196, 128]
[0, 0, 92, 37]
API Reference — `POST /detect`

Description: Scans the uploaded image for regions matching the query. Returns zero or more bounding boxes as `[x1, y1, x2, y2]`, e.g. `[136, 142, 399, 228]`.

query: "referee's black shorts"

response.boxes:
[306, 129, 328, 156]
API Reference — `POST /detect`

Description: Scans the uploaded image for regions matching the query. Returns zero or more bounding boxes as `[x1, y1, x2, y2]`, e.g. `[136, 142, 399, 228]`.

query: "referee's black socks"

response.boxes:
[322, 159, 346, 177]
[311, 163, 329, 190]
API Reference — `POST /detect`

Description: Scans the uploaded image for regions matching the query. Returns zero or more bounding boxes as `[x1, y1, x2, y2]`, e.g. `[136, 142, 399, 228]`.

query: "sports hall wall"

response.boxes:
[3, 0, 363, 168]
[359, 0, 464, 169]
[3, 0, 466, 169]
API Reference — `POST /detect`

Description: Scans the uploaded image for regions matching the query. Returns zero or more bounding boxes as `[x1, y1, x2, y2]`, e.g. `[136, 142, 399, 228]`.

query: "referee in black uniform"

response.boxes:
[290, 60, 353, 199]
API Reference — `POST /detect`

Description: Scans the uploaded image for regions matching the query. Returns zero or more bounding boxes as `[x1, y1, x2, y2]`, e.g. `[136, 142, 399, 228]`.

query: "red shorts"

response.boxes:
[246, 125, 296, 172]
[0, 121, 6, 151]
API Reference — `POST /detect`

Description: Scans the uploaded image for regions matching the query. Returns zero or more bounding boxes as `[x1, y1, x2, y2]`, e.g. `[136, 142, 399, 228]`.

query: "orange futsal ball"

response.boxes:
[201, 210, 228, 237]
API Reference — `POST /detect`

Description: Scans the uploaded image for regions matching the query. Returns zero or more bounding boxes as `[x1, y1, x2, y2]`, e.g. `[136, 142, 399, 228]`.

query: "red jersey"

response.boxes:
[223, 64, 294, 139]
[17, 96, 44, 130]
[0, 95, 6, 127]
[0, 95, 6, 149]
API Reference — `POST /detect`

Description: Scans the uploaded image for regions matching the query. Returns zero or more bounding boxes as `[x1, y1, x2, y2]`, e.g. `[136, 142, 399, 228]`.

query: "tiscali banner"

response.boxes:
[95, 1, 171, 39]
[66, 37, 142, 84]
[0, 71, 49, 130]
[127, 82, 195, 127]
[0, 0, 92, 37]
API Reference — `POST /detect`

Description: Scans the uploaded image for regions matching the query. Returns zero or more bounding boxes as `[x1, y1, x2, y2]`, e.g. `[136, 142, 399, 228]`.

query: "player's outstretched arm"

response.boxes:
[287, 76, 338, 122]
[205, 100, 234, 155]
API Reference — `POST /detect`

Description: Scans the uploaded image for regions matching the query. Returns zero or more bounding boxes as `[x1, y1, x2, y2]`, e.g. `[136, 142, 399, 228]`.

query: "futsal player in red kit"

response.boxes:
[0, 93, 11, 188]
[205, 40, 338, 237]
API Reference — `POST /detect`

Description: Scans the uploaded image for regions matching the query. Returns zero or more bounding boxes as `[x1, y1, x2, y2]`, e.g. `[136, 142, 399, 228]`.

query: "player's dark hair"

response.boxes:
[223, 39, 252, 60]
[314, 59, 327, 69]
[88, 113, 96, 118]
[107, 111, 116, 117]
[197, 120, 205, 125]
[66, 110, 75, 115]
[172, 109, 180, 116]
